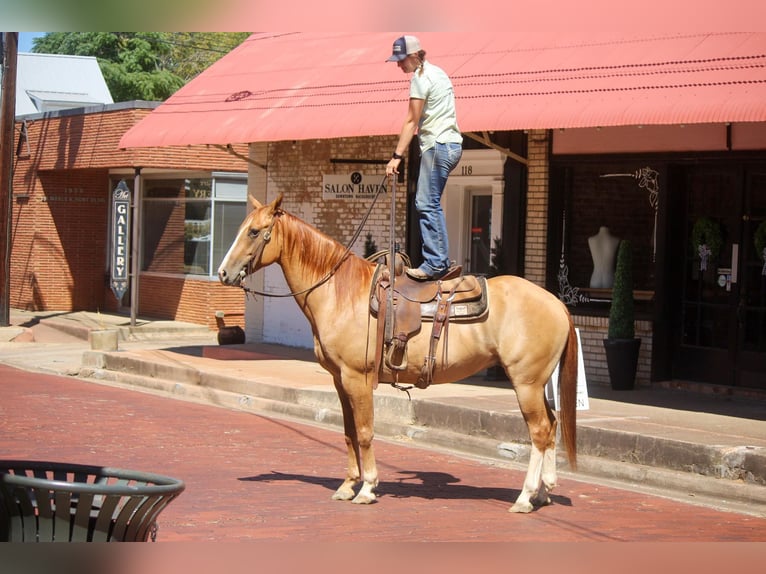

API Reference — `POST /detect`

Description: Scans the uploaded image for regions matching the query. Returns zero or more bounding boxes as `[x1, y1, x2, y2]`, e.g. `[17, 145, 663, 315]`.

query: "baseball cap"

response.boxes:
[386, 35, 421, 62]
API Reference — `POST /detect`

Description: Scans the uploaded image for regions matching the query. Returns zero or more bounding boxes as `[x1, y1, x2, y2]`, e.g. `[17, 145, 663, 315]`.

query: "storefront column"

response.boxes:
[130, 167, 141, 326]
[525, 129, 550, 286]
[244, 143, 268, 342]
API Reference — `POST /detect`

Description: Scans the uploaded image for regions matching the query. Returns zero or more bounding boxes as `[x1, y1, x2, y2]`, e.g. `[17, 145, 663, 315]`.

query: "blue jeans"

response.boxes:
[415, 142, 463, 275]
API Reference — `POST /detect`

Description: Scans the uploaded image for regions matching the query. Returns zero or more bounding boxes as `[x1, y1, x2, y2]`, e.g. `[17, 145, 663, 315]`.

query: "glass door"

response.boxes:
[737, 171, 766, 388]
[466, 189, 492, 275]
[674, 166, 766, 389]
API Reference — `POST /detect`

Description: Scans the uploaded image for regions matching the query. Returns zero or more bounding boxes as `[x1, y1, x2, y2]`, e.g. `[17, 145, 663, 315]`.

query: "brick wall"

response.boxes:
[267, 136, 406, 260]
[575, 316, 653, 388]
[135, 275, 245, 330]
[10, 106, 248, 327]
[525, 129, 550, 286]
[10, 168, 110, 311]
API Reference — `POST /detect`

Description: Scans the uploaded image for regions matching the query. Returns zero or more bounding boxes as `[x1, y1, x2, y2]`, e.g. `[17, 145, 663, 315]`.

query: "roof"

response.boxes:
[12, 53, 114, 116]
[118, 30, 766, 149]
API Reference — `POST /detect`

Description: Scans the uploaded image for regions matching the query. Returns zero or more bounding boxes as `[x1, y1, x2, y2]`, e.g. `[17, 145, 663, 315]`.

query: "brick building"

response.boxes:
[10, 102, 249, 329]
[120, 32, 766, 392]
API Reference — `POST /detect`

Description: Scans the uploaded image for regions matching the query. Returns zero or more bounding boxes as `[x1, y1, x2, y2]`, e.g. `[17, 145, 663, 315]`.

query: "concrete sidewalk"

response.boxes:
[2, 308, 765, 516]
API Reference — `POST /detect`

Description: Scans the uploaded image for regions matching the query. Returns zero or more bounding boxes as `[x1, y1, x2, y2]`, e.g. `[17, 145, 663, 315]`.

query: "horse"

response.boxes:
[218, 193, 578, 513]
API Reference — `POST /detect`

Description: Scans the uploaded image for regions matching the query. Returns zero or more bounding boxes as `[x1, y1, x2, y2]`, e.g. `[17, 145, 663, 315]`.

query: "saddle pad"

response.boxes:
[369, 267, 488, 320]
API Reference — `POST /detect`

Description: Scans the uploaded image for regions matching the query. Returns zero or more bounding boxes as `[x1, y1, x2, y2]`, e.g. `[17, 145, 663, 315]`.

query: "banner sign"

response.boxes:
[110, 180, 131, 302]
[547, 328, 590, 411]
[322, 172, 387, 200]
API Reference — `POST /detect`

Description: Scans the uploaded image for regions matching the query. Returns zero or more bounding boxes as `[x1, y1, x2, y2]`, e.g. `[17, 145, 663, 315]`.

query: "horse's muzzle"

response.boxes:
[218, 267, 245, 286]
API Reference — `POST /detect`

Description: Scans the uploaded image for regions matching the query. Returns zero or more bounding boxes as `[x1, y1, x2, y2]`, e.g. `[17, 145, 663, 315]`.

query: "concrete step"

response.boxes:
[39, 313, 212, 342]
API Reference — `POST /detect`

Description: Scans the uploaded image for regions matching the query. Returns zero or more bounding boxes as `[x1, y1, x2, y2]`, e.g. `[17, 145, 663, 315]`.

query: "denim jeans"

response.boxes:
[414, 142, 463, 274]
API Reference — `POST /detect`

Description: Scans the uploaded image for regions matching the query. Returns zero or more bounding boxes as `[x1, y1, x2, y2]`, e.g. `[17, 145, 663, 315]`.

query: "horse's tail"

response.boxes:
[558, 315, 578, 471]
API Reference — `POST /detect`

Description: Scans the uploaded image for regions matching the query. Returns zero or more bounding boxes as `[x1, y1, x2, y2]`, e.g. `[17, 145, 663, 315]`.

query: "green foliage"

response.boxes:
[31, 32, 249, 102]
[690, 217, 723, 261]
[608, 240, 635, 340]
[157, 33, 250, 82]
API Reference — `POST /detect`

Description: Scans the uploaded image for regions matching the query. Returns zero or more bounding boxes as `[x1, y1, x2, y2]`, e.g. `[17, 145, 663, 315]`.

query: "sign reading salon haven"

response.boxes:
[322, 172, 387, 200]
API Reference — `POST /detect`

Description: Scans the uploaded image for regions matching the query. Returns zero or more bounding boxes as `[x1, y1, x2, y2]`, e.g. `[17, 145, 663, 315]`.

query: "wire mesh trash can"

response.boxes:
[0, 460, 185, 542]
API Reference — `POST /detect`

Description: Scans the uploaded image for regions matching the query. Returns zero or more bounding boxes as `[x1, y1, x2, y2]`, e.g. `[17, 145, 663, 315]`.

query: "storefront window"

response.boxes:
[550, 162, 657, 312]
[142, 174, 246, 276]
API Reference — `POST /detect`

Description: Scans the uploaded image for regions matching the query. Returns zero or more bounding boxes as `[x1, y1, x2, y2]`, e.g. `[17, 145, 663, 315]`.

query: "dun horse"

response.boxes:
[218, 194, 578, 513]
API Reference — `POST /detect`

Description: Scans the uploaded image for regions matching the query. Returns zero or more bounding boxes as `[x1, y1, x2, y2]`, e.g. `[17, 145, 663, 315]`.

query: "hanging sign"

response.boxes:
[110, 180, 131, 302]
[322, 172, 387, 200]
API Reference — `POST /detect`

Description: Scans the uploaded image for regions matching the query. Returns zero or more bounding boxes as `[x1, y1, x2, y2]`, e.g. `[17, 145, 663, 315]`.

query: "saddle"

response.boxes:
[369, 263, 488, 389]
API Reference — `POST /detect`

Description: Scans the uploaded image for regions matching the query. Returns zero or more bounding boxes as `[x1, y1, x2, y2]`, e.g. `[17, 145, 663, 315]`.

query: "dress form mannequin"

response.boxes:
[588, 226, 620, 288]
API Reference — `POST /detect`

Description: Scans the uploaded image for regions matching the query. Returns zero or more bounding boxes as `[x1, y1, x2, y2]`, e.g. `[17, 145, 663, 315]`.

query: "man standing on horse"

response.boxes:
[385, 35, 463, 282]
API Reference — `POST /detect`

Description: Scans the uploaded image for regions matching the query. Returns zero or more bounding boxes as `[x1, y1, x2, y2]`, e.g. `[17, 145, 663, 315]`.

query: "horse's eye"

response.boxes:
[248, 229, 259, 239]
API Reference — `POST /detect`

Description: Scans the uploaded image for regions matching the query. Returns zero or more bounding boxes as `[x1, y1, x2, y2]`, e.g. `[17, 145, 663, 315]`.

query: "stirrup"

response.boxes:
[385, 338, 408, 371]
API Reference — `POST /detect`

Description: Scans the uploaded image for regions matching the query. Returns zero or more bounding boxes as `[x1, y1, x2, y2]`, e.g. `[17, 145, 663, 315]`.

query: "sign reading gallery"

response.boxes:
[322, 172, 387, 200]
[110, 180, 131, 302]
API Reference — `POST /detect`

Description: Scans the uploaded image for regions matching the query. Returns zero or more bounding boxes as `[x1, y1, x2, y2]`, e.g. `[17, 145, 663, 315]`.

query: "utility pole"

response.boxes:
[0, 33, 18, 327]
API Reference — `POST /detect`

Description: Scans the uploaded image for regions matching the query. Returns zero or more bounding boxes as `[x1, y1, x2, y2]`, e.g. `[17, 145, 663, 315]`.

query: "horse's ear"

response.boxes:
[270, 192, 284, 213]
[248, 194, 262, 210]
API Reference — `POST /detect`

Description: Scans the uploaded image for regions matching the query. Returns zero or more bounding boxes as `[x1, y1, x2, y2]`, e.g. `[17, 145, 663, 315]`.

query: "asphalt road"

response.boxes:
[1, 364, 765, 542]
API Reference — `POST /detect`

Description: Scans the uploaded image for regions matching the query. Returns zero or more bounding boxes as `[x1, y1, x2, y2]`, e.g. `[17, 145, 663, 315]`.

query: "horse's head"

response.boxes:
[218, 193, 283, 286]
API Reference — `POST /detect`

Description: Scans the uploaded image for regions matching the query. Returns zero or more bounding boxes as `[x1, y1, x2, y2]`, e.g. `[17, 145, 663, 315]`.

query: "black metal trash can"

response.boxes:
[0, 460, 185, 542]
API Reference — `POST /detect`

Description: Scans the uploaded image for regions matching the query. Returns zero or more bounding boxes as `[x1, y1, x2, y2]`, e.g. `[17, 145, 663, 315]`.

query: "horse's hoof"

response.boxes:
[332, 482, 355, 500]
[332, 485, 356, 501]
[351, 492, 377, 505]
[532, 495, 552, 507]
[509, 501, 533, 513]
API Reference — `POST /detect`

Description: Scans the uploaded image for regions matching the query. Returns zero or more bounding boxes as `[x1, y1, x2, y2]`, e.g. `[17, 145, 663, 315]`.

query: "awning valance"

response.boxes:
[119, 31, 766, 149]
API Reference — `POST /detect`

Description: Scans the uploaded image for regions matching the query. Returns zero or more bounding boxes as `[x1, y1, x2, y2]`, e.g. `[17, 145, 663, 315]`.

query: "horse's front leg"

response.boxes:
[336, 372, 378, 504]
[331, 376, 362, 501]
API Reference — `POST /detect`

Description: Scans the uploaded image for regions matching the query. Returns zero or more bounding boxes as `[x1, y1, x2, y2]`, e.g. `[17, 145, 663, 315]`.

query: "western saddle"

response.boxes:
[369, 262, 488, 389]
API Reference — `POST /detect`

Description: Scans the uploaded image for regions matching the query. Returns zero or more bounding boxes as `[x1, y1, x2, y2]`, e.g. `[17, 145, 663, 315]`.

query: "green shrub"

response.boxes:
[608, 239, 635, 339]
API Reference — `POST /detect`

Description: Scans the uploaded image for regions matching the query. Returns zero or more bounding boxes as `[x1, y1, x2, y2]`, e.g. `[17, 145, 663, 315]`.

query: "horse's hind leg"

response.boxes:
[510, 382, 558, 513]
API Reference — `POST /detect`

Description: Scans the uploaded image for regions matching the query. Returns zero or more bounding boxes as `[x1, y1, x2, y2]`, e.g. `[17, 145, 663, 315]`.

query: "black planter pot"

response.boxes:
[603, 337, 641, 390]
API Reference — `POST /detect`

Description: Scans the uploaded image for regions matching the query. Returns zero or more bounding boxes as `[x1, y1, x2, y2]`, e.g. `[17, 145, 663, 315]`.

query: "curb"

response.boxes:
[79, 350, 766, 517]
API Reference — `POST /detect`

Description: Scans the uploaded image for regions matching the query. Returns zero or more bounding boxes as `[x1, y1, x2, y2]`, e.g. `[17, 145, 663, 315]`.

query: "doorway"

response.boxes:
[467, 188, 493, 274]
[671, 165, 766, 389]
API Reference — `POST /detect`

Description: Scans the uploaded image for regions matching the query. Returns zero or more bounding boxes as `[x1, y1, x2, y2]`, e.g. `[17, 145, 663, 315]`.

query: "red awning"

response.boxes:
[119, 31, 766, 148]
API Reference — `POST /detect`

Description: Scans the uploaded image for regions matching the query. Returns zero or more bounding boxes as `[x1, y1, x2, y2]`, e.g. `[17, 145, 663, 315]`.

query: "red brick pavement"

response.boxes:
[1, 364, 765, 543]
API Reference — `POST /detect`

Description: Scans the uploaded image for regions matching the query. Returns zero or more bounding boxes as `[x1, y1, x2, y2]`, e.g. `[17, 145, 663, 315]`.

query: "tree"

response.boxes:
[31, 32, 249, 102]
[154, 33, 250, 82]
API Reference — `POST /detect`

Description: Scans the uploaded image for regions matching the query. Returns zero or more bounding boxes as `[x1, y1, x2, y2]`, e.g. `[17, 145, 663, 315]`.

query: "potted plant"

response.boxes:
[603, 239, 641, 390]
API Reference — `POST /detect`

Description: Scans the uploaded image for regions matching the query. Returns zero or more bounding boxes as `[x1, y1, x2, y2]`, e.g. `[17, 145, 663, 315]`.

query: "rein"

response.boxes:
[238, 175, 389, 298]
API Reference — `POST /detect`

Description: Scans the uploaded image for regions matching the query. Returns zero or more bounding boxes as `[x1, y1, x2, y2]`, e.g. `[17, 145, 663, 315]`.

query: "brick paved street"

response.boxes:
[1, 364, 765, 542]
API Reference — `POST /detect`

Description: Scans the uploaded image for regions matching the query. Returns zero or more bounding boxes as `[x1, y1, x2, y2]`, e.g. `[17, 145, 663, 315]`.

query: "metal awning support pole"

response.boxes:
[130, 167, 142, 327]
[0, 33, 18, 327]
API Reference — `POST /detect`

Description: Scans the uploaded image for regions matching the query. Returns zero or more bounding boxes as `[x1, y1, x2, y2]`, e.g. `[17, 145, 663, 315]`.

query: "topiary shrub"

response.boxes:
[607, 239, 635, 340]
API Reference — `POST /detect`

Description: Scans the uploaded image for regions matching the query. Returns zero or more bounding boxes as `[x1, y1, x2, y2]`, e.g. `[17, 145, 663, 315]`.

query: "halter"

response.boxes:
[238, 176, 388, 298]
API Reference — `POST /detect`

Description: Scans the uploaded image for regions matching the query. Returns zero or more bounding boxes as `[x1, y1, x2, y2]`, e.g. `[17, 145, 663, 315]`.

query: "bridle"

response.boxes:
[237, 176, 388, 298]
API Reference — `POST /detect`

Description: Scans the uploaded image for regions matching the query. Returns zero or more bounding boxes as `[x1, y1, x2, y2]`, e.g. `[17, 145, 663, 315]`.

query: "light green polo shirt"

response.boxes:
[410, 61, 463, 153]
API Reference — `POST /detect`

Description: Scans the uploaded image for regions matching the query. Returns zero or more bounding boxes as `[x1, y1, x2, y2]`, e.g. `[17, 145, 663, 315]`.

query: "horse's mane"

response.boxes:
[276, 210, 375, 302]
